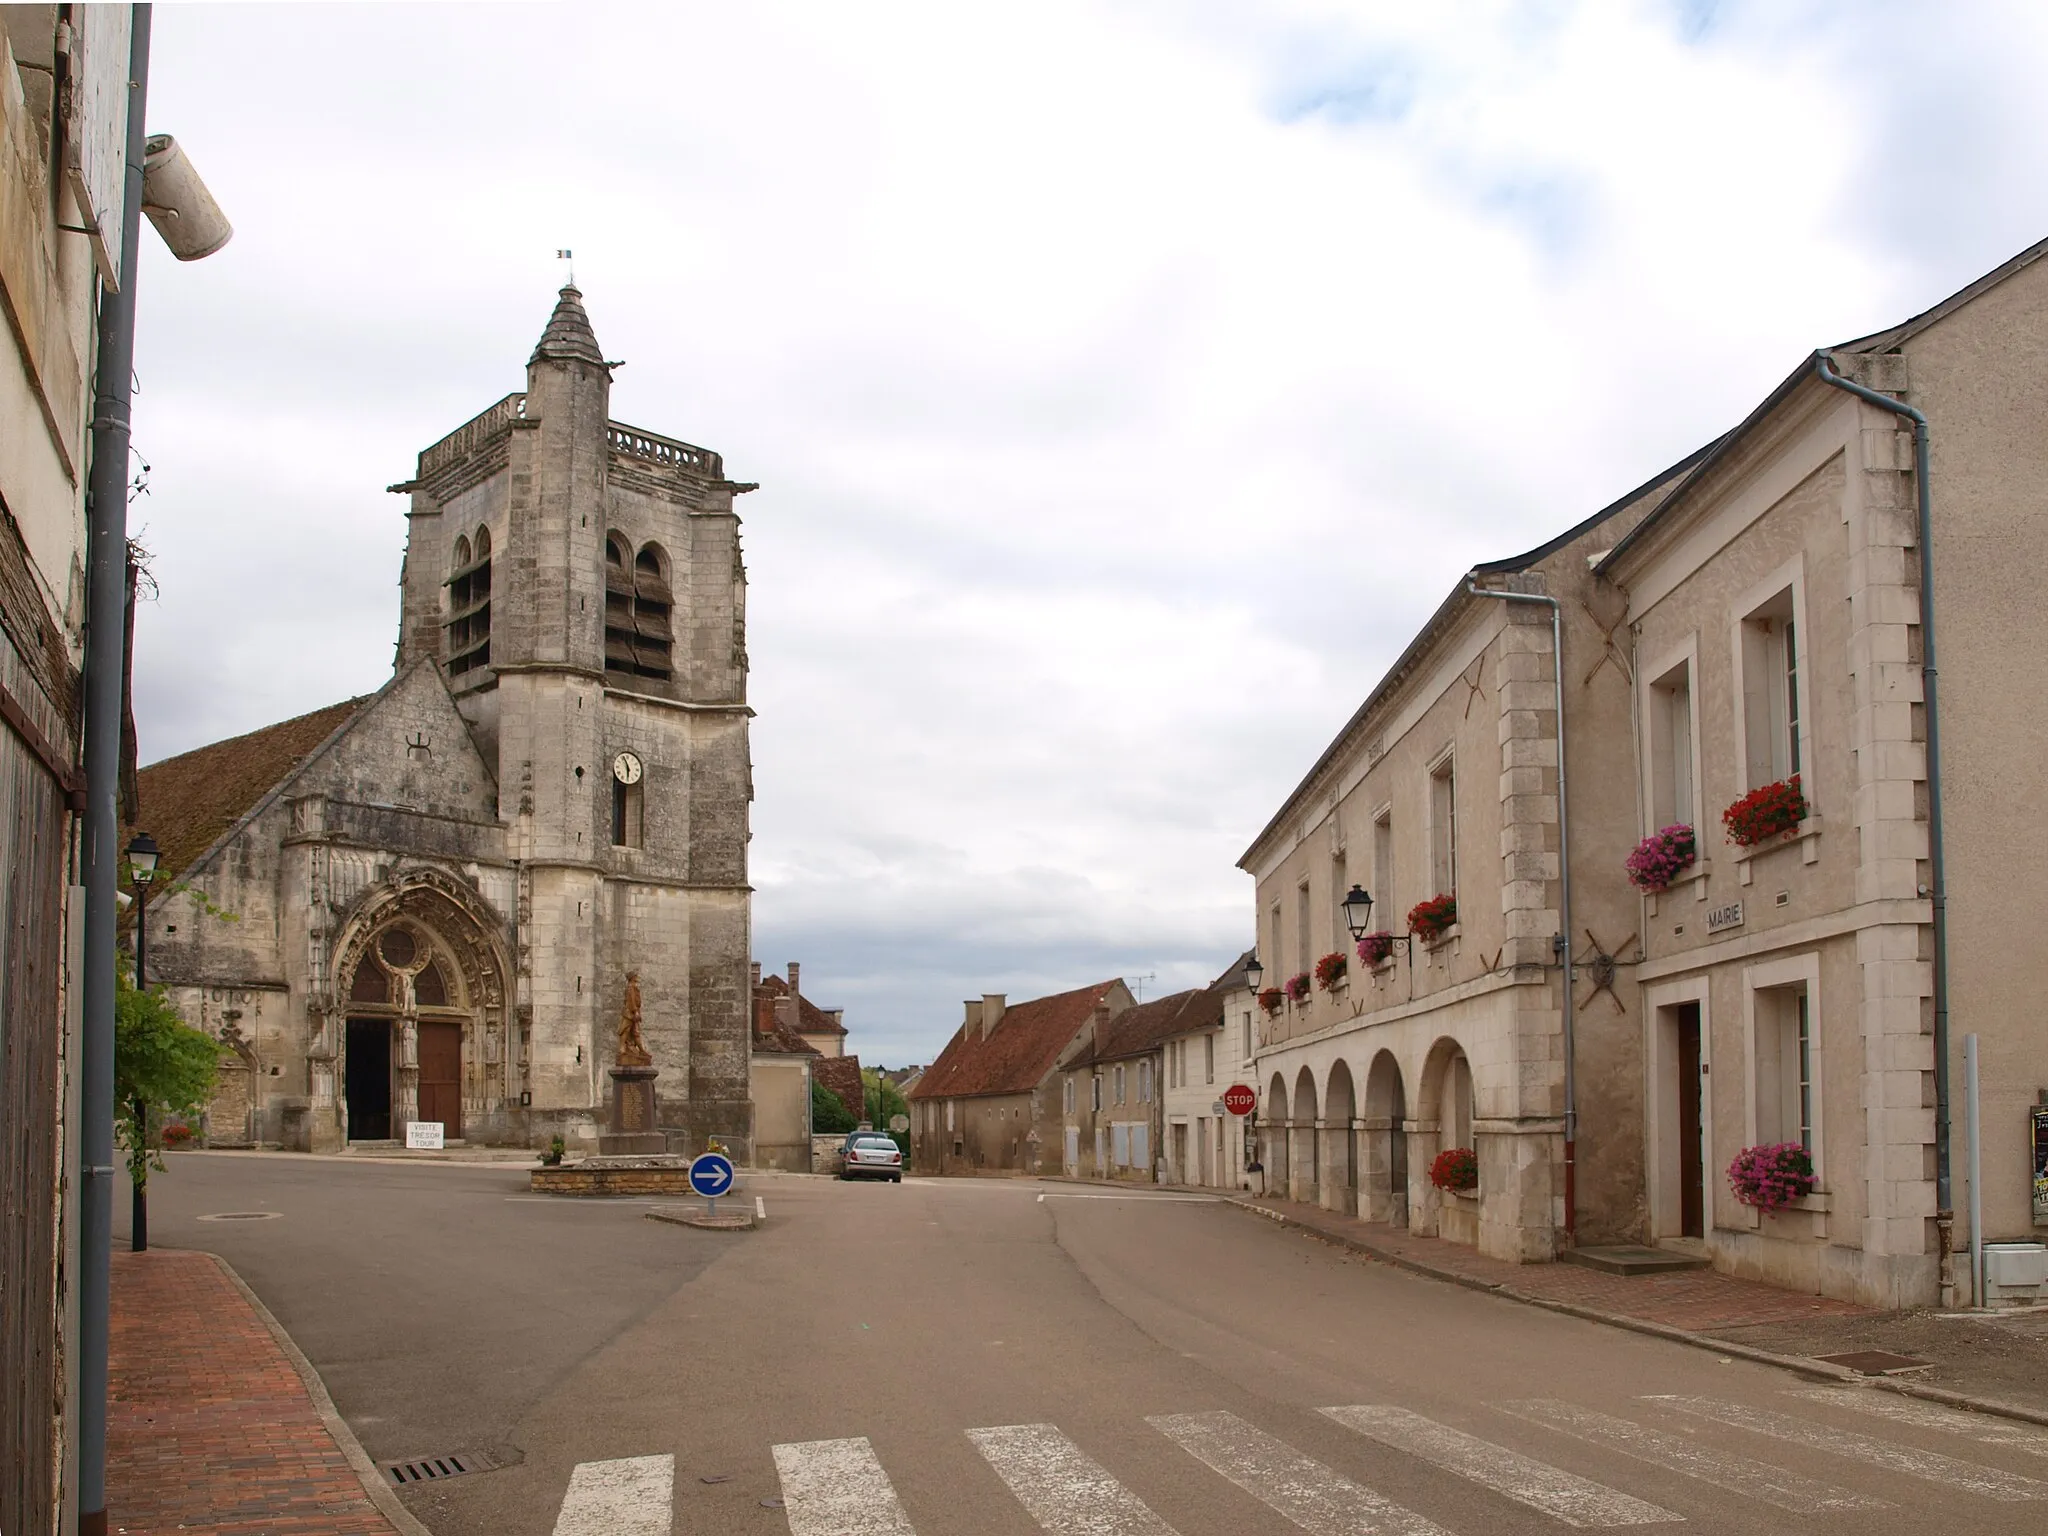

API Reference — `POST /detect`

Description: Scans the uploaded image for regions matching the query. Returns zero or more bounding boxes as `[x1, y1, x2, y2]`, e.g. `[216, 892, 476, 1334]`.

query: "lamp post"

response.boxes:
[1341, 883, 1411, 963]
[1243, 952, 1263, 994]
[125, 831, 159, 1253]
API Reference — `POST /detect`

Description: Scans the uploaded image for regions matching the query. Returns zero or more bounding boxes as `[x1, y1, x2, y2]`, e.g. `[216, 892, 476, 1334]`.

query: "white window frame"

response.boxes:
[1642, 974, 1712, 1240]
[1427, 746, 1457, 898]
[1640, 633, 1703, 836]
[1114, 1064, 1125, 1105]
[1204, 1033, 1214, 1085]
[1295, 880, 1313, 978]
[1741, 952, 1825, 1184]
[1730, 557, 1812, 799]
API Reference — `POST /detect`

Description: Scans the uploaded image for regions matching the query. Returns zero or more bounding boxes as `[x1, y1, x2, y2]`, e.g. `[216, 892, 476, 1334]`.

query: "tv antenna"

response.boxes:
[1128, 972, 1157, 1002]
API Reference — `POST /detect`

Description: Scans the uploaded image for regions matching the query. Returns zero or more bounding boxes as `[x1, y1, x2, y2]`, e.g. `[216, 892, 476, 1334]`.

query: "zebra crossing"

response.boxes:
[549, 1388, 2048, 1534]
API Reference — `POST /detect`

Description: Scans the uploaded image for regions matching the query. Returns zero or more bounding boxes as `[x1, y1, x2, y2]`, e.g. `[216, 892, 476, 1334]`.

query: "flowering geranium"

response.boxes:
[1283, 971, 1313, 1003]
[1258, 987, 1286, 1016]
[1727, 1141, 1816, 1211]
[1356, 931, 1397, 968]
[1407, 893, 1458, 943]
[161, 1121, 194, 1147]
[1314, 951, 1348, 991]
[1723, 776, 1807, 848]
[1626, 825, 1697, 892]
[1429, 1146, 1478, 1192]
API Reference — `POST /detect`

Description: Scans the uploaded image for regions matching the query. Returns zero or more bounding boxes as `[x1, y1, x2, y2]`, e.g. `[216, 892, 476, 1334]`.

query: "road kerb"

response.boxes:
[210, 1250, 437, 1536]
[1219, 1196, 2048, 1427]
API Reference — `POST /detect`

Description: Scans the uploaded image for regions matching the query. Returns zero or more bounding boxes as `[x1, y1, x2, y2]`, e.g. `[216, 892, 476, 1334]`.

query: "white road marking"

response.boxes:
[1321, 1405, 1680, 1527]
[1786, 1388, 2048, 1454]
[757, 1195, 768, 1220]
[772, 1436, 918, 1535]
[1500, 1399, 1886, 1513]
[1035, 1193, 1219, 1203]
[968, 1423, 1181, 1535]
[1150, 1409, 1448, 1535]
[551, 1453, 673, 1536]
[1037, 1191, 1046, 1202]
[1647, 1396, 2048, 1499]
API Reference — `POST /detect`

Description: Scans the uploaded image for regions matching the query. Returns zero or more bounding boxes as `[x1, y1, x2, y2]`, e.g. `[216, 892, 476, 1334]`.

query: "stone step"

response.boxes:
[1560, 1243, 1713, 1276]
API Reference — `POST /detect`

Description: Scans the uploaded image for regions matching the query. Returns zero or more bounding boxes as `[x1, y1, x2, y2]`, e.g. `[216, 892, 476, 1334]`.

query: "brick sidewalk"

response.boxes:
[109, 1249, 401, 1536]
[1235, 1195, 1873, 1332]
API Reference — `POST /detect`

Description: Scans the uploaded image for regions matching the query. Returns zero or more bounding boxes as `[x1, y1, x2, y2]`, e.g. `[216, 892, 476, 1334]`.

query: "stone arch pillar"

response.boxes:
[1363, 1050, 1408, 1226]
[1323, 1060, 1358, 1216]
[1291, 1067, 1320, 1206]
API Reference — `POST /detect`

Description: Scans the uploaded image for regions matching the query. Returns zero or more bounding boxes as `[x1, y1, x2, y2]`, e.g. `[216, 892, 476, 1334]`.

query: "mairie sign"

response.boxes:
[688, 1152, 735, 1198]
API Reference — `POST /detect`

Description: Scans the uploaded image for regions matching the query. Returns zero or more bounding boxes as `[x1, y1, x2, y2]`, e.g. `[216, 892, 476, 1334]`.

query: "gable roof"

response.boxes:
[755, 972, 846, 1036]
[908, 980, 1123, 1101]
[1092, 963, 1237, 1063]
[1599, 234, 2048, 577]
[814, 1055, 865, 1121]
[132, 695, 370, 882]
[1239, 448, 1708, 870]
[751, 989, 821, 1056]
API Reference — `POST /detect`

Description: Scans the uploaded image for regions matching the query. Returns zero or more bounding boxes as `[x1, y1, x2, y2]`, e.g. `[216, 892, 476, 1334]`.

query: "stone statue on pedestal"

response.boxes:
[601, 968, 665, 1155]
[616, 970, 651, 1067]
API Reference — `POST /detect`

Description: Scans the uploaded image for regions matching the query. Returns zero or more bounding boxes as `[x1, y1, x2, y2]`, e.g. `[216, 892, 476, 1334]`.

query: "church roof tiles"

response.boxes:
[131, 695, 369, 882]
[908, 979, 1124, 1102]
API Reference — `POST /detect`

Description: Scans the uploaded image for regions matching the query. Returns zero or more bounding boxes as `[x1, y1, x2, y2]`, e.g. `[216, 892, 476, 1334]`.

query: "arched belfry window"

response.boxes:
[447, 525, 492, 677]
[603, 535, 673, 681]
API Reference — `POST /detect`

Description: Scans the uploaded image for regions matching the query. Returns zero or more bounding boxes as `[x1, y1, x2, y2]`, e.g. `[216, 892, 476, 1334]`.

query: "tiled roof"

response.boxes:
[752, 990, 820, 1056]
[131, 696, 370, 882]
[756, 972, 846, 1035]
[814, 1055, 865, 1121]
[908, 980, 1123, 1101]
[1093, 962, 1241, 1063]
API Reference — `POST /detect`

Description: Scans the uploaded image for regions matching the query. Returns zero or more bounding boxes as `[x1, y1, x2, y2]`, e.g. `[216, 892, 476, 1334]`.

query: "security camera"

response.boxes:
[141, 135, 232, 260]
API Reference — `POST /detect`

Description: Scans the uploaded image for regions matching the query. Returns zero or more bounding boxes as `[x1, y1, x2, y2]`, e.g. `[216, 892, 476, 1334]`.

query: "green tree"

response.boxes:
[811, 1074, 857, 1134]
[116, 964, 223, 1189]
[862, 1068, 910, 1157]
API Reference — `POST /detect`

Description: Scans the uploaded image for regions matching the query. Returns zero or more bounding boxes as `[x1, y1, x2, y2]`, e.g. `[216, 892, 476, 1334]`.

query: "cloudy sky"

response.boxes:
[131, 1, 2048, 1066]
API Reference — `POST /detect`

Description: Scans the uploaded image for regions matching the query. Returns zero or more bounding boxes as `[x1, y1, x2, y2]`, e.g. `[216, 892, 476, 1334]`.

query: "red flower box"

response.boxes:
[1283, 971, 1313, 1003]
[1407, 893, 1458, 944]
[1258, 987, 1286, 1016]
[1429, 1146, 1478, 1193]
[1356, 931, 1396, 968]
[1722, 775, 1807, 848]
[1727, 1141, 1816, 1212]
[1313, 951, 1348, 991]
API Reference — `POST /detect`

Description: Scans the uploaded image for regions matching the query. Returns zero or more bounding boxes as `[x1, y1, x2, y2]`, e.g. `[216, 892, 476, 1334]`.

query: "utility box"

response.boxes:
[1982, 1242, 2048, 1307]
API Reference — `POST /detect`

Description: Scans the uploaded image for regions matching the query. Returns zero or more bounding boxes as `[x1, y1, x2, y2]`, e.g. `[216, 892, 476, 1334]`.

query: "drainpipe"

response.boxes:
[1465, 579, 1577, 1241]
[1814, 353, 1954, 1305]
[79, 10, 153, 1534]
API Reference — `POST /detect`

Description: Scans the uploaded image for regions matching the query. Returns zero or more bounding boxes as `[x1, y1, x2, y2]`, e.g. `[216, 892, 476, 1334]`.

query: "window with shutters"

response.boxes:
[447, 526, 492, 677]
[604, 537, 675, 681]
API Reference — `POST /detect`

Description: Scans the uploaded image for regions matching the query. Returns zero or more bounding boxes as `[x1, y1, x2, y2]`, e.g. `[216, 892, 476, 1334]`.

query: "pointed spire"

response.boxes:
[529, 285, 607, 368]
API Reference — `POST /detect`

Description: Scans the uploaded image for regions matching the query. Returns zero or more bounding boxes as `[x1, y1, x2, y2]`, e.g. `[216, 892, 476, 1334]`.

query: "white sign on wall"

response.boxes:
[1705, 901, 1745, 935]
[404, 1121, 445, 1151]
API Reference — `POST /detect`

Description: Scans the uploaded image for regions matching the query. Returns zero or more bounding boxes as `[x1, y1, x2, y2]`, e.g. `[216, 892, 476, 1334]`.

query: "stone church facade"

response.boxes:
[135, 288, 757, 1155]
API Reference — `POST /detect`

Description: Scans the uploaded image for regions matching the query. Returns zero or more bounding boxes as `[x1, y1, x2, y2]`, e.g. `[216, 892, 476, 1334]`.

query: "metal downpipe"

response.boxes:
[1466, 579, 1576, 1241]
[78, 9, 153, 1532]
[1813, 352, 1954, 1303]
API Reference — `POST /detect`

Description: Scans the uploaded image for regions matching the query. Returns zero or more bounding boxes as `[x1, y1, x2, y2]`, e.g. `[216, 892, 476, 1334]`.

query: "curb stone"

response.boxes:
[210, 1251, 437, 1536]
[1222, 1196, 2048, 1426]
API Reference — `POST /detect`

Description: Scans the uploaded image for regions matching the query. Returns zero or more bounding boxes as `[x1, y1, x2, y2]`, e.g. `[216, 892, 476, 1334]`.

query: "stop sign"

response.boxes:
[1222, 1084, 1256, 1116]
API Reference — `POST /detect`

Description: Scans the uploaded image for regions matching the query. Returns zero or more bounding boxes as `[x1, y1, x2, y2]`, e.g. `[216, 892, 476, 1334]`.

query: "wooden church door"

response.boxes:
[418, 1022, 463, 1138]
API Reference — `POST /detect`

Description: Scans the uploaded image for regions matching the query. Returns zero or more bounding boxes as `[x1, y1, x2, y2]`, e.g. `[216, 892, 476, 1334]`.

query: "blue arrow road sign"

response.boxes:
[688, 1152, 735, 1198]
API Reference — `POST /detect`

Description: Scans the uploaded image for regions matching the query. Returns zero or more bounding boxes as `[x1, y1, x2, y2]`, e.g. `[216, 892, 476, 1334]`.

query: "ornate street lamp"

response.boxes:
[1340, 884, 1376, 941]
[1243, 952, 1264, 994]
[123, 832, 160, 1253]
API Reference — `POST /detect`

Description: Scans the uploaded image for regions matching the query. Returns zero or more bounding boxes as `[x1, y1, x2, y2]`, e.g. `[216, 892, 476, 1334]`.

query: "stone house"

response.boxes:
[133, 287, 758, 1157]
[747, 962, 864, 1171]
[0, 11, 136, 1531]
[1239, 456, 1703, 1261]
[1061, 990, 1178, 1182]
[1159, 955, 1255, 1189]
[908, 981, 1132, 1175]
[1596, 238, 2048, 1307]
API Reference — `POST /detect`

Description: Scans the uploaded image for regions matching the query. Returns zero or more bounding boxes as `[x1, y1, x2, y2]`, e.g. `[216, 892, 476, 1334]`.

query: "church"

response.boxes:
[134, 287, 758, 1157]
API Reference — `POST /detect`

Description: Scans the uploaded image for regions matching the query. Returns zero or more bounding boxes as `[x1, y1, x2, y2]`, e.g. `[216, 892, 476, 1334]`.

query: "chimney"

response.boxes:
[775, 996, 798, 1030]
[749, 961, 761, 987]
[964, 999, 983, 1037]
[1092, 999, 1112, 1049]
[982, 994, 1006, 1040]
[788, 961, 800, 997]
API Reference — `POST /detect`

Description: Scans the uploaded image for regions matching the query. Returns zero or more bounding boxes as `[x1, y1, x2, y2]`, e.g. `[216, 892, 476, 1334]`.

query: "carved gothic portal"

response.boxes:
[327, 871, 510, 1145]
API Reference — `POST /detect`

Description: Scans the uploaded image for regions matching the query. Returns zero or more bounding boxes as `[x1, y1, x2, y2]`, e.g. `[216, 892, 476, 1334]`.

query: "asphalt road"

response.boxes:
[137, 1156, 2048, 1536]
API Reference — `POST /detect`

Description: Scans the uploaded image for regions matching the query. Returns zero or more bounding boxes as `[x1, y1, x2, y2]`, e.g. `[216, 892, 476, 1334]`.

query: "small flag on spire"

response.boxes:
[556, 248, 575, 286]
[555, 249, 572, 260]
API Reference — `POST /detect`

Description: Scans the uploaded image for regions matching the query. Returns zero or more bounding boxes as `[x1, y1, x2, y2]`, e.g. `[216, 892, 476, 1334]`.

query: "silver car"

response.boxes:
[839, 1133, 903, 1182]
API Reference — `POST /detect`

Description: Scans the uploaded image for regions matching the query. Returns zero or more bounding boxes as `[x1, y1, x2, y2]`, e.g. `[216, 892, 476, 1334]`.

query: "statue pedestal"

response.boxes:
[600, 1065, 666, 1156]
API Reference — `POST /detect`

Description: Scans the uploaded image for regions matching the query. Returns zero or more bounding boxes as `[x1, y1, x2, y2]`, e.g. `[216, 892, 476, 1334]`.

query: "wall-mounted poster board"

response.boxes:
[2032, 1103, 2048, 1226]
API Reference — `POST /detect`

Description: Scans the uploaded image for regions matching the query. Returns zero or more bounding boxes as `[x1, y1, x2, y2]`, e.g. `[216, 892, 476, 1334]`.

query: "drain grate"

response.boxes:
[196, 1211, 282, 1222]
[379, 1447, 503, 1487]
[1813, 1350, 1935, 1375]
